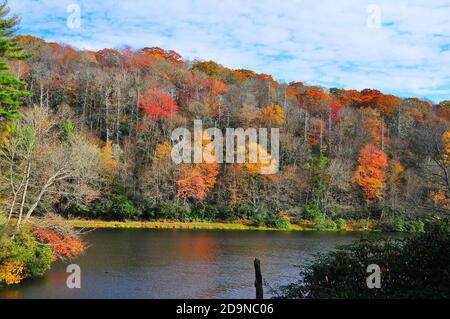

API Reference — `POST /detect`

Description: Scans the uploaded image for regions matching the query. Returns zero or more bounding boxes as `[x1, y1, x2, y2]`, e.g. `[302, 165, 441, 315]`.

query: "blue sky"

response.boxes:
[9, 0, 450, 103]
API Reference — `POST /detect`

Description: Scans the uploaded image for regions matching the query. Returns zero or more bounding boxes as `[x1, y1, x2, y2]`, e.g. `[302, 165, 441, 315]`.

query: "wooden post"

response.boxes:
[254, 258, 263, 299]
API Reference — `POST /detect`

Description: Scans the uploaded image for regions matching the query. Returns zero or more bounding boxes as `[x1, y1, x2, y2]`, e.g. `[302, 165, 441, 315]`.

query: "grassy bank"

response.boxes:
[57, 219, 377, 232]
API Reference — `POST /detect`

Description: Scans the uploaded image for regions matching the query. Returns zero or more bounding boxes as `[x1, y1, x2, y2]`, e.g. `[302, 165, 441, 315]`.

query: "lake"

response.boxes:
[0, 228, 361, 299]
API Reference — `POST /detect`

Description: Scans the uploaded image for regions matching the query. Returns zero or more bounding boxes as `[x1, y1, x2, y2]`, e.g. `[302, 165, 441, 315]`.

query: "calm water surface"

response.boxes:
[0, 229, 361, 299]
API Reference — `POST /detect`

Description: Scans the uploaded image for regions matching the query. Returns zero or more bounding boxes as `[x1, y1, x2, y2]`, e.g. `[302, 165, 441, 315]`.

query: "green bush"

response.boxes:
[250, 212, 291, 229]
[336, 207, 370, 220]
[110, 195, 142, 221]
[0, 227, 53, 286]
[380, 216, 425, 233]
[314, 218, 337, 231]
[275, 218, 450, 299]
[336, 218, 347, 231]
[359, 219, 370, 230]
[158, 201, 191, 221]
[192, 204, 221, 222]
[304, 202, 323, 221]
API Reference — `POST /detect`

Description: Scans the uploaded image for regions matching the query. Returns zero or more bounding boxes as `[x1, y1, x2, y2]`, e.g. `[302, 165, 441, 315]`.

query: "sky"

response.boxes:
[9, 0, 450, 103]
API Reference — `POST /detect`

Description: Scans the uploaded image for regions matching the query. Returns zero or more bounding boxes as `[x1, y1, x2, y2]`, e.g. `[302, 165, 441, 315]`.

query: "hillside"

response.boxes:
[1, 34, 449, 229]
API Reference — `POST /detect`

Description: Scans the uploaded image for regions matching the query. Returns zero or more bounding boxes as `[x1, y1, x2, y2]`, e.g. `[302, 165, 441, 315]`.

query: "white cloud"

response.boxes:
[9, 0, 450, 102]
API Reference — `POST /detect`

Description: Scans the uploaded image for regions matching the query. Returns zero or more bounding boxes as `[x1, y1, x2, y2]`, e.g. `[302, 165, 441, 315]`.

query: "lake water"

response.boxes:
[0, 228, 361, 299]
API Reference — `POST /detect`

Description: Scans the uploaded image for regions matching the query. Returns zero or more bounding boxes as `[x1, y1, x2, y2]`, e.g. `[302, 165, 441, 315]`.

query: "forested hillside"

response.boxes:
[1, 34, 449, 229]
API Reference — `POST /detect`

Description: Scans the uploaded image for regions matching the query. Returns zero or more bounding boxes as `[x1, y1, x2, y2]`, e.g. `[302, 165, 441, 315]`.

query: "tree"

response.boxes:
[176, 163, 218, 203]
[0, 1, 31, 122]
[139, 86, 178, 119]
[437, 101, 450, 121]
[257, 104, 285, 127]
[98, 140, 117, 183]
[354, 144, 388, 204]
[192, 60, 223, 79]
[0, 107, 101, 229]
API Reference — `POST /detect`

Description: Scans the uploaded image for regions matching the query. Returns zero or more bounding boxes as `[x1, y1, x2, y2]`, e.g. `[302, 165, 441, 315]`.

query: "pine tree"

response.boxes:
[0, 0, 31, 123]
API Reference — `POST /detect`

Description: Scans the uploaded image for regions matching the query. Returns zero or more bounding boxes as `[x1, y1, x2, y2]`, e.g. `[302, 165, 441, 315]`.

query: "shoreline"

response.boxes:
[57, 219, 376, 232]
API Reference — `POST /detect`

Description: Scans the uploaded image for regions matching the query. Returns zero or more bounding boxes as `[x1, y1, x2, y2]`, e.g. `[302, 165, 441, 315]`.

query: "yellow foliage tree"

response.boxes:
[0, 261, 25, 285]
[257, 104, 285, 127]
[443, 131, 450, 165]
[98, 141, 117, 182]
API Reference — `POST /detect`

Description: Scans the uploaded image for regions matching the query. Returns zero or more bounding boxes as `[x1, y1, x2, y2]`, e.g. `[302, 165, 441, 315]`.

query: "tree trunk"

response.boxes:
[116, 87, 121, 144]
[16, 160, 31, 228]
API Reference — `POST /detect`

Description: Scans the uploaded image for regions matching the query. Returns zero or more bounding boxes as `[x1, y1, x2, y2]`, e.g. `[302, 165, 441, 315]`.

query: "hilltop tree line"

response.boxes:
[1, 33, 449, 229]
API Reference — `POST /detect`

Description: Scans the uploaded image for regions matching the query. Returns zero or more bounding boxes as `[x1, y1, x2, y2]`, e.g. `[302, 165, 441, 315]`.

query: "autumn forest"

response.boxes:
[1, 33, 449, 231]
[0, 0, 449, 298]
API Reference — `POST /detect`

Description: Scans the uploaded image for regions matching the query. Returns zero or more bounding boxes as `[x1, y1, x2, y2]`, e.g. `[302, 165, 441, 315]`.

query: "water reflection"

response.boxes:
[0, 229, 360, 299]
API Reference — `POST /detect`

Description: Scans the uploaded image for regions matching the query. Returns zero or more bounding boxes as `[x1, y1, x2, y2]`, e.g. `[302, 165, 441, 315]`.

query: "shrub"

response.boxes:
[275, 218, 450, 299]
[193, 204, 221, 222]
[336, 218, 347, 231]
[0, 227, 53, 286]
[250, 211, 291, 229]
[110, 195, 142, 221]
[314, 218, 337, 231]
[359, 219, 370, 230]
[304, 202, 323, 221]
[158, 201, 191, 221]
[380, 216, 425, 233]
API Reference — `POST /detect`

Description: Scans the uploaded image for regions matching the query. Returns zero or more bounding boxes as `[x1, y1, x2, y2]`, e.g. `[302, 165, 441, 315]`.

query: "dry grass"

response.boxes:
[57, 219, 377, 232]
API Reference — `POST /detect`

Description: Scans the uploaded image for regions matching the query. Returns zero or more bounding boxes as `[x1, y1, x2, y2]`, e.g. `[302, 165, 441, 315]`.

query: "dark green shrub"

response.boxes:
[275, 218, 450, 299]
[158, 201, 191, 221]
[250, 212, 291, 229]
[380, 216, 425, 233]
[111, 197, 141, 221]
[314, 218, 337, 231]
[358, 219, 370, 230]
[304, 202, 323, 221]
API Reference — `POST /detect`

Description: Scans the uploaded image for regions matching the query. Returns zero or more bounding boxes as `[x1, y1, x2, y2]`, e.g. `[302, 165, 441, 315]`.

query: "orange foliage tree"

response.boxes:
[298, 88, 331, 116]
[354, 144, 389, 204]
[176, 130, 219, 203]
[176, 163, 218, 203]
[32, 227, 85, 261]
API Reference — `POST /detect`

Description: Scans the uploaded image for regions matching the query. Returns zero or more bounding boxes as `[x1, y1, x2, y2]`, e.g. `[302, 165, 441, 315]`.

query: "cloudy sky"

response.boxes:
[9, 0, 450, 102]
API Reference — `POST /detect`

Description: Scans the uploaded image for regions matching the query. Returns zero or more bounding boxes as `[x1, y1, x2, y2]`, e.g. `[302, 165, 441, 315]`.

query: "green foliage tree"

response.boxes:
[0, 0, 31, 122]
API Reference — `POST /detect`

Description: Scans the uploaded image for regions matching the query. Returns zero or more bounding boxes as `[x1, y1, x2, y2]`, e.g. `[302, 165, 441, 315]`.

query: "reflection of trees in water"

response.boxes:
[175, 233, 218, 262]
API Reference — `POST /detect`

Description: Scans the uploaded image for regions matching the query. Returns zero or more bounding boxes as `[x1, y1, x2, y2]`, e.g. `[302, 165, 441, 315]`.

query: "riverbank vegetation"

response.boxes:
[0, 1, 85, 287]
[56, 218, 377, 232]
[275, 217, 450, 299]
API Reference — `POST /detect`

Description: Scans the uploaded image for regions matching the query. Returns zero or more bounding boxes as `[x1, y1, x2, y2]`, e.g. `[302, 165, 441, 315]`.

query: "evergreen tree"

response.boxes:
[0, 0, 30, 123]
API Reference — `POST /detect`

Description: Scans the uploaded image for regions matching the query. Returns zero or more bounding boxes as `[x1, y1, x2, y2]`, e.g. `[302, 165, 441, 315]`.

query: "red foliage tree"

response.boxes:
[325, 103, 343, 125]
[139, 86, 179, 119]
[33, 227, 85, 261]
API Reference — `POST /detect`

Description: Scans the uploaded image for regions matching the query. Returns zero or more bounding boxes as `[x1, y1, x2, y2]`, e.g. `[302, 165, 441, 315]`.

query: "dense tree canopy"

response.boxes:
[0, 24, 448, 227]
